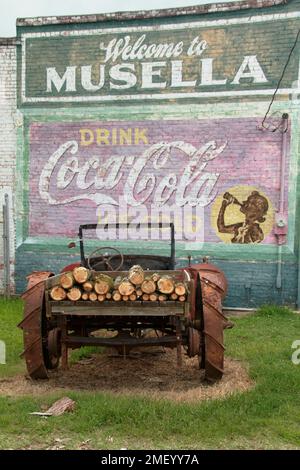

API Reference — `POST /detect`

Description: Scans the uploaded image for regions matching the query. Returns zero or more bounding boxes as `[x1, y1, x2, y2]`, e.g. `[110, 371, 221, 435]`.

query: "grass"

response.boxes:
[0, 297, 24, 377]
[0, 298, 300, 449]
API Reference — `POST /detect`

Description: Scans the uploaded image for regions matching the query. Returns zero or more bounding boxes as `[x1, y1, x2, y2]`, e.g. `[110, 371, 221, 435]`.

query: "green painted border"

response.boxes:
[16, 0, 300, 109]
[15, 99, 300, 263]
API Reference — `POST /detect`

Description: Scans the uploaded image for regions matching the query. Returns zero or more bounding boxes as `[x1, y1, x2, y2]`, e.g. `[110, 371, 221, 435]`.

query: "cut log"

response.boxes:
[170, 292, 178, 300]
[67, 287, 82, 301]
[106, 292, 112, 300]
[60, 272, 74, 290]
[149, 293, 158, 301]
[94, 281, 110, 295]
[97, 294, 106, 302]
[73, 266, 89, 284]
[89, 292, 98, 302]
[82, 281, 94, 292]
[118, 279, 135, 296]
[158, 294, 167, 302]
[94, 274, 113, 286]
[141, 278, 156, 294]
[142, 294, 150, 301]
[114, 276, 123, 289]
[122, 295, 129, 301]
[30, 397, 75, 417]
[152, 273, 160, 282]
[50, 286, 67, 301]
[47, 397, 76, 416]
[174, 282, 187, 296]
[179, 295, 186, 302]
[157, 276, 175, 295]
[81, 292, 89, 301]
[129, 293, 137, 301]
[94, 274, 114, 294]
[136, 288, 143, 298]
[128, 265, 144, 285]
[112, 290, 122, 301]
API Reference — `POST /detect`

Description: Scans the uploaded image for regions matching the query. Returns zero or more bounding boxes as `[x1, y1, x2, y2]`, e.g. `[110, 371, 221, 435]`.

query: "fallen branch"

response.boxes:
[30, 397, 76, 417]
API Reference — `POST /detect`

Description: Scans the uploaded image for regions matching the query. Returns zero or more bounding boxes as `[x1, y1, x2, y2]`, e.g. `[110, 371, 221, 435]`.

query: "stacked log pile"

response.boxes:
[49, 265, 188, 302]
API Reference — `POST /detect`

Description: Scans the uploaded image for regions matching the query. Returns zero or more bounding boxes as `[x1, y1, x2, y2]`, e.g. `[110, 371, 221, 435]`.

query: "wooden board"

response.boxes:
[49, 300, 185, 317]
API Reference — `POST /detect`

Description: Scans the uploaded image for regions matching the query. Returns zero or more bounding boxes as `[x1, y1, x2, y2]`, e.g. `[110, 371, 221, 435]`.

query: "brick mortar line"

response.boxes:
[16, 0, 287, 28]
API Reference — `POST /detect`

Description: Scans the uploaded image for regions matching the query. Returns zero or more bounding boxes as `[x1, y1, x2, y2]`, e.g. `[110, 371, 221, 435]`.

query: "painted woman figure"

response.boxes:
[217, 190, 269, 244]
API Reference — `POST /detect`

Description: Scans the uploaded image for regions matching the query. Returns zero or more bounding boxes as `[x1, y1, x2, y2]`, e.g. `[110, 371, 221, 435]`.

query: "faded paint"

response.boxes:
[15, 0, 288, 27]
[0, 0, 298, 307]
[0, 39, 17, 293]
[28, 118, 284, 246]
[21, 15, 300, 103]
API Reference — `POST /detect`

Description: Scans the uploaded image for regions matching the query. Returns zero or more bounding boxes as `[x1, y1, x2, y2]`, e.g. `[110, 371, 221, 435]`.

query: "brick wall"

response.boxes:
[11, 1, 300, 306]
[0, 39, 17, 293]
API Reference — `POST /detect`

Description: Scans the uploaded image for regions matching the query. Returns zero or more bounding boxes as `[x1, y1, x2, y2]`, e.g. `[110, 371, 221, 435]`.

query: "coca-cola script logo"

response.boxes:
[39, 140, 227, 208]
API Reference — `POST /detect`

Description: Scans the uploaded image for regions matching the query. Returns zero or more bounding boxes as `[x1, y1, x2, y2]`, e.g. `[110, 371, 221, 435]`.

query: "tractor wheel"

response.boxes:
[18, 271, 57, 379]
[46, 328, 62, 369]
[198, 263, 228, 381]
[187, 327, 201, 357]
[186, 263, 228, 382]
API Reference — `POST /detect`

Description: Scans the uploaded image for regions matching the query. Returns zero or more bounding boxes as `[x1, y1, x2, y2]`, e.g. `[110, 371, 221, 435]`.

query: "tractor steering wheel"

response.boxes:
[87, 246, 124, 271]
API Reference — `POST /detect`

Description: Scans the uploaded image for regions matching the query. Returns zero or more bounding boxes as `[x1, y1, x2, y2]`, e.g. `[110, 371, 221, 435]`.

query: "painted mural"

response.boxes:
[13, 1, 300, 305]
[21, 15, 300, 103]
[28, 118, 286, 243]
[212, 186, 274, 244]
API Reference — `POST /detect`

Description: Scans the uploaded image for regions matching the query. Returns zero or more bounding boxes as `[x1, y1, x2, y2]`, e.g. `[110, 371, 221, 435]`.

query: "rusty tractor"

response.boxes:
[19, 223, 229, 382]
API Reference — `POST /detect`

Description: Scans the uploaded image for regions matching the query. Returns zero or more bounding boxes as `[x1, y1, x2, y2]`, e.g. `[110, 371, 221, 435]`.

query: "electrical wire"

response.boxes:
[261, 28, 300, 129]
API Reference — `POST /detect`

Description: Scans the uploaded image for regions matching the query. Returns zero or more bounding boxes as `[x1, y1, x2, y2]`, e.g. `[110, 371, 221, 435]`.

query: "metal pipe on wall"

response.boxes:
[275, 114, 289, 291]
[298, 226, 300, 310]
[279, 115, 289, 214]
[2, 194, 10, 297]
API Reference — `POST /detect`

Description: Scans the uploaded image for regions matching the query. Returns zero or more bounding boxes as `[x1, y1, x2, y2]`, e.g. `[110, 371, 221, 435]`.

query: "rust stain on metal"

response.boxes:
[198, 263, 228, 381]
[47, 328, 61, 359]
[187, 327, 201, 357]
[18, 272, 54, 380]
[19, 264, 230, 383]
[186, 262, 228, 381]
[25, 271, 54, 290]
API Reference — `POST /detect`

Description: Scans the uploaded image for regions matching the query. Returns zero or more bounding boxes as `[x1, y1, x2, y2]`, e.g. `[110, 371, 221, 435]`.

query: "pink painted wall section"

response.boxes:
[28, 118, 289, 244]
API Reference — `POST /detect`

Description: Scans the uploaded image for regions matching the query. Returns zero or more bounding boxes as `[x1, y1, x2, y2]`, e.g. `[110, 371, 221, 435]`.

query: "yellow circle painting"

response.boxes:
[211, 185, 274, 244]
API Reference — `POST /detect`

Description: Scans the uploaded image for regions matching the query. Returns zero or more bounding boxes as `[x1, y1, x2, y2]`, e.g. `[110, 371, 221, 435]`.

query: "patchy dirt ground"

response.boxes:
[0, 348, 253, 403]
